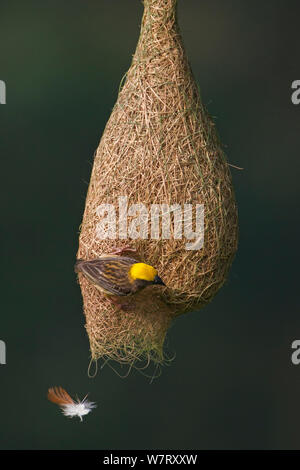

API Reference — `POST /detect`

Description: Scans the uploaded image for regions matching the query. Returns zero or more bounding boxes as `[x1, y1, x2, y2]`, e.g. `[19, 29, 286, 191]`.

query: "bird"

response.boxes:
[74, 246, 165, 309]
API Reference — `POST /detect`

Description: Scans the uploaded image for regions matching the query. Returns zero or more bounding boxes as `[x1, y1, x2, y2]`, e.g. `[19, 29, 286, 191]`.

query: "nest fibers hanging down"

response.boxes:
[76, 0, 238, 370]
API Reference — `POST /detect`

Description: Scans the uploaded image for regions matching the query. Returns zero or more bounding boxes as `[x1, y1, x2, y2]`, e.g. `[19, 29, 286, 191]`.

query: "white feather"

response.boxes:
[60, 397, 96, 422]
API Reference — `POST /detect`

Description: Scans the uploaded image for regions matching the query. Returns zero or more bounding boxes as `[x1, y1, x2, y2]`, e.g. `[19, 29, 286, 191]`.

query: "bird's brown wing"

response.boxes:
[75, 256, 136, 296]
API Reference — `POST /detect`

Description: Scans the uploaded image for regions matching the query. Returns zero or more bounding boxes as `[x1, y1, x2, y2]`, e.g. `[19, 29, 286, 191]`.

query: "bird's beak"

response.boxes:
[154, 275, 166, 286]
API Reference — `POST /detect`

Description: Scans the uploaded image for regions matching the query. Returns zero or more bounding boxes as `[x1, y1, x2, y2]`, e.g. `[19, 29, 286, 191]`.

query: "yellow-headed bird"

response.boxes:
[75, 255, 165, 299]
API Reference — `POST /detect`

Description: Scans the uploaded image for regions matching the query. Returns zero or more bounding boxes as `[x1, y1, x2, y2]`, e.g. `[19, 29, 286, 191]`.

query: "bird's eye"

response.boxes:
[154, 275, 166, 286]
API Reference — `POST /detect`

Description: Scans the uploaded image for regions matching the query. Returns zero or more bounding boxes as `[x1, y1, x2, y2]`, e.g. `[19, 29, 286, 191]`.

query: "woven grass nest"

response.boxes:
[76, 0, 238, 372]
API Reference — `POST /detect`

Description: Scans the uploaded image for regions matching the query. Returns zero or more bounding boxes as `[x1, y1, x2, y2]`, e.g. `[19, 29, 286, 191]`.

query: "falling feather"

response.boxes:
[47, 386, 96, 421]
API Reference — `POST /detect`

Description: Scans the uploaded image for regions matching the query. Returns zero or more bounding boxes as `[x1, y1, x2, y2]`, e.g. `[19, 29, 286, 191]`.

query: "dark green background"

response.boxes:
[1, 0, 300, 449]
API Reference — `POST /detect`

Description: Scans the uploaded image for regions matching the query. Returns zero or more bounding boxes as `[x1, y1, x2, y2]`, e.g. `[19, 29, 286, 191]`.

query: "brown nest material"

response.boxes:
[76, 0, 238, 371]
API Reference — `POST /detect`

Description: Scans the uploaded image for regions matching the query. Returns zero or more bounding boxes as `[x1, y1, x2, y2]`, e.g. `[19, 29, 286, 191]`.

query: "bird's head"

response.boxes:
[129, 263, 166, 288]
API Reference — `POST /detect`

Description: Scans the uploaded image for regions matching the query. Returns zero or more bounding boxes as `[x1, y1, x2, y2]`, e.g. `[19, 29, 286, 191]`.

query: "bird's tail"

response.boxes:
[74, 259, 85, 273]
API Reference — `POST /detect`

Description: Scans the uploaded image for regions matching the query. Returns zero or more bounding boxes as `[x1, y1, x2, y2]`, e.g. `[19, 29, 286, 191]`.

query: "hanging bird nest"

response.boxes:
[77, 0, 238, 371]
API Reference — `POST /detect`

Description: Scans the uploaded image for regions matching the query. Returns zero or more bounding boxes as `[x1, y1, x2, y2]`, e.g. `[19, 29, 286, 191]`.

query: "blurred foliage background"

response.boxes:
[0, 0, 300, 449]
